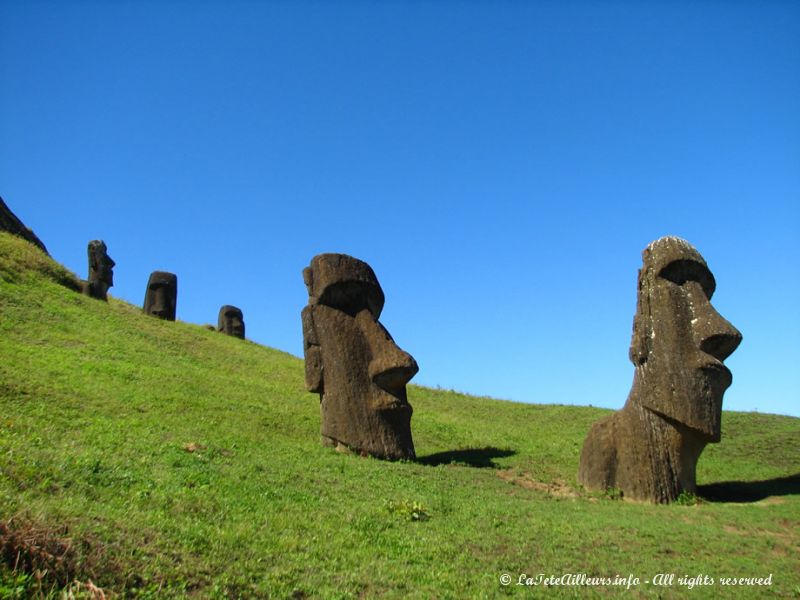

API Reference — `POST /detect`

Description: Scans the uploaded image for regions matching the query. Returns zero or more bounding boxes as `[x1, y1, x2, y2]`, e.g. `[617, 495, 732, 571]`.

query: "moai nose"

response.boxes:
[371, 359, 419, 393]
[357, 310, 419, 393]
[693, 301, 742, 362]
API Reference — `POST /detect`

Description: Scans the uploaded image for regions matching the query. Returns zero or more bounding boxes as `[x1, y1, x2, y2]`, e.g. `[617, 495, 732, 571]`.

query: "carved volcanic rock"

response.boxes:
[218, 305, 245, 339]
[302, 253, 418, 460]
[578, 237, 742, 503]
[143, 271, 177, 321]
[0, 197, 49, 255]
[83, 240, 115, 301]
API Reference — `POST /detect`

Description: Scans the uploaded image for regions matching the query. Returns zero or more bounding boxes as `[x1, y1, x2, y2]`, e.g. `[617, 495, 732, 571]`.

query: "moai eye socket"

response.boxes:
[659, 259, 716, 299]
[303, 253, 385, 318]
[318, 281, 384, 318]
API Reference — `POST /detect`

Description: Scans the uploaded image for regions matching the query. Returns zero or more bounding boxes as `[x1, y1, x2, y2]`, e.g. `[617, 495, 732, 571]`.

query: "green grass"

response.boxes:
[1, 231, 798, 599]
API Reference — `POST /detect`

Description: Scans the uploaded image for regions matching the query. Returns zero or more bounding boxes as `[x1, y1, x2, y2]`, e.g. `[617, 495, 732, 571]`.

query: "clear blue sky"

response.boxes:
[2, 1, 798, 417]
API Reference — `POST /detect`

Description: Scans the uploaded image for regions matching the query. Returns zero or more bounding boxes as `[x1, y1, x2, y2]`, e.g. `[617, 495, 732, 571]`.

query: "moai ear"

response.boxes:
[303, 267, 316, 303]
[302, 306, 323, 393]
[629, 267, 650, 366]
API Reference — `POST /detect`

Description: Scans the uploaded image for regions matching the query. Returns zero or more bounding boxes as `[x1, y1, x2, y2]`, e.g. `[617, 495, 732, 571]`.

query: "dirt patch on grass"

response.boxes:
[183, 442, 207, 453]
[497, 470, 580, 499]
[723, 524, 747, 535]
[0, 516, 113, 595]
[721, 523, 797, 557]
[1, 517, 75, 585]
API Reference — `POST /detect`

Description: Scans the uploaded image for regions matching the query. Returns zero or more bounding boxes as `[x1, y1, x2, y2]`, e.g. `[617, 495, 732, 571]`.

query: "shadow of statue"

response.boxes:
[417, 447, 516, 468]
[698, 474, 800, 503]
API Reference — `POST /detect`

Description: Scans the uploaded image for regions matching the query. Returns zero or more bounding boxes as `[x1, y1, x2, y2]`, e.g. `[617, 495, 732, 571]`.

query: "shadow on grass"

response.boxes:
[698, 474, 800, 503]
[416, 447, 516, 468]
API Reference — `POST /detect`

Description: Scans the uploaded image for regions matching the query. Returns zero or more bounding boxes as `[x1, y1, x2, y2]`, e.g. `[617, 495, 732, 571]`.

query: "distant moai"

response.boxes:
[302, 253, 418, 460]
[0, 196, 49, 255]
[578, 237, 742, 503]
[218, 305, 245, 339]
[82, 240, 115, 301]
[143, 271, 177, 321]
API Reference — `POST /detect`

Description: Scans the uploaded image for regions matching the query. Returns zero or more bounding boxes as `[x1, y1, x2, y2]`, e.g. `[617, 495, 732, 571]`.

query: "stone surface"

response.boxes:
[82, 240, 115, 301]
[578, 237, 742, 503]
[302, 253, 418, 460]
[0, 197, 49, 255]
[143, 271, 177, 321]
[218, 305, 245, 339]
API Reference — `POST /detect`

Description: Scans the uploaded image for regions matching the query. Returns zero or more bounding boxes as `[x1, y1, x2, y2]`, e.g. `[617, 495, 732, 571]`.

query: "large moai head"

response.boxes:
[143, 271, 177, 321]
[301, 253, 418, 460]
[579, 237, 742, 502]
[218, 305, 245, 339]
[84, 240, 115, 301]
[628, 236, 742, 441]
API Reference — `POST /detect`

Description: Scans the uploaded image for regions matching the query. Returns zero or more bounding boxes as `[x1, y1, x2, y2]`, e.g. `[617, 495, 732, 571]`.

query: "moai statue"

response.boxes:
[218, 305, 245, 339]
[578, 237, 742, 503]
[301, 253, 419, 460]
[83, 240, 115, 301]
[143, 271, 177, 321]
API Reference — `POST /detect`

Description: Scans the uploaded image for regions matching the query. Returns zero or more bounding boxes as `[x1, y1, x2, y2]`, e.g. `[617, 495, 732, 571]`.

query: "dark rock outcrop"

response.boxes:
[0, 197, 49, 255]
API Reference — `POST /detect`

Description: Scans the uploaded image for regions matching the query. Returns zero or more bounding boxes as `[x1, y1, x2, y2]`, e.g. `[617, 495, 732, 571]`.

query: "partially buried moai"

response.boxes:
[143, 271, 177, 321]
[578, 237, 742, 503]
[83, 240, 115, 301]
[218, 305, 245, 339]
[302, 253, 419, 460]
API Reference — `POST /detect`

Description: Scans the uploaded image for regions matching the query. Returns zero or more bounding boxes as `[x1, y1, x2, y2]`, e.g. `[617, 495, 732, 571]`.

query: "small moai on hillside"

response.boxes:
[0, 196, 49, 255]
[143, 271, 177, 321]
[578, 237, 742, 503]
[82, 240, 115, 301]
[218, 305, 245, 339]
[301, 253, 418, 460]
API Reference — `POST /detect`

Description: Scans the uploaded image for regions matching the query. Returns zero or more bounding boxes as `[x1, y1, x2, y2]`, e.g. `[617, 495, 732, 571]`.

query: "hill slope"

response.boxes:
[1, 232, 798, 598]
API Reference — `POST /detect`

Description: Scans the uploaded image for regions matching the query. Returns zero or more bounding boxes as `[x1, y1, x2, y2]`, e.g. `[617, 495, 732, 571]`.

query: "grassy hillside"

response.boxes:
[1, 232, 798, 599]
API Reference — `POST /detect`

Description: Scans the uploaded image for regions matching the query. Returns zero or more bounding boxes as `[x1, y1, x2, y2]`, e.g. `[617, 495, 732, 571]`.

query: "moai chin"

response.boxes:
[218, 305, 245, 339]
[143, 271, 177, 321]
[301, 253, 418, 460]
[578, 237, 742, 503]
[83, 240, 115, 301]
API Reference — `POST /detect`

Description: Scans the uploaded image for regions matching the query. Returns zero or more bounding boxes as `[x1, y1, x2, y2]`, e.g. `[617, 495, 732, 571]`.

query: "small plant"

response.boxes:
[674, 491, 700, 506]
[604, 487, 623, 501]
[63, 579, 108, 599]
[384, 499, 430, 521]
[0, 571, 32, 599]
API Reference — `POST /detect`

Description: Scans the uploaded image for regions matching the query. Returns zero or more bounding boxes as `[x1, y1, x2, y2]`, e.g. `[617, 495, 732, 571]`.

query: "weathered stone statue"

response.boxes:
[143, 271, 177, 321]
[578, 237, 742, 503]
[0, 196, 49, 255]
[302, 253, 418, 460]
[82, 240, 115, 301]
[218, 305, 245, 339]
